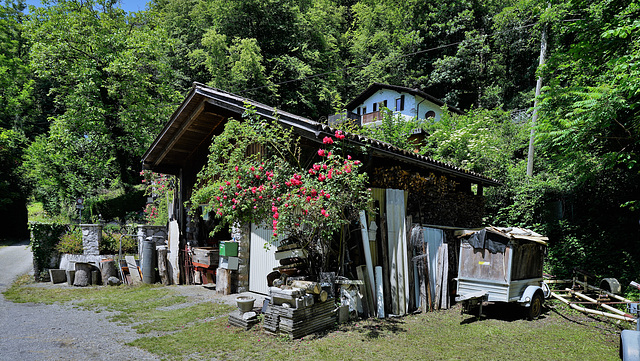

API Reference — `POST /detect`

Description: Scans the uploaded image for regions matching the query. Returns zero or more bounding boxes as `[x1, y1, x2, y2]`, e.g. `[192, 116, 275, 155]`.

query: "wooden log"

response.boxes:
[290, 280, 321, 295]
[569, 289, 628, 317]
[100, 259, 117, 285]
[216, 267, 232, 295]
[157, 247, 170, 285]
[318, 290, 328, 303]
[552, 292, 636, 323]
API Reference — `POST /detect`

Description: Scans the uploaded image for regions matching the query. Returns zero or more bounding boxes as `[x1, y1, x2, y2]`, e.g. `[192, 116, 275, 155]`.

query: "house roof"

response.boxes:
[345, 83, 464, 115]
[142, 83, 500, 187]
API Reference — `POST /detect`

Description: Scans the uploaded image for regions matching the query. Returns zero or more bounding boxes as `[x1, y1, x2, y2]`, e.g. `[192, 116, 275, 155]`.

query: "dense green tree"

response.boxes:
[531, 0, 640, 280]
[152, 0, 349, 119]
[0, 0, 32, 131]
[23, 0, 181, 214]
[347, 0, 523, 109]
[0, 128, 29, 238]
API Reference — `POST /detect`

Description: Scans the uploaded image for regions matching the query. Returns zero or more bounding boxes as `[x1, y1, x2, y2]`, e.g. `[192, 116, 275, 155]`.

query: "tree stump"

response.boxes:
[74, 262, 91, 287]
[100, 259, 117, 285]
[157, 247, 170, 285]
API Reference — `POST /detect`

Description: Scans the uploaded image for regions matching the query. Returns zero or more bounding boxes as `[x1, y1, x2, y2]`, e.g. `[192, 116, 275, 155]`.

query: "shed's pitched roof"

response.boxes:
[345, 83, 463, 115]
[142, 83, 500, 187]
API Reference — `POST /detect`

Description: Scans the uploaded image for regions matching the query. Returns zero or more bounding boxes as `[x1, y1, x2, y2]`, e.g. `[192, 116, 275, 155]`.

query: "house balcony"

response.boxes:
[361, 111, 382, 125]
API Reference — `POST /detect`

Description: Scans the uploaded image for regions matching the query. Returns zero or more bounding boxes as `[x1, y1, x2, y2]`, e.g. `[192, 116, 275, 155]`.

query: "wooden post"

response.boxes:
[359, 210, 377, 312]
[216, 267, 232, 295]
[157, 246, 170, 285]
[356, 265, 374, 318]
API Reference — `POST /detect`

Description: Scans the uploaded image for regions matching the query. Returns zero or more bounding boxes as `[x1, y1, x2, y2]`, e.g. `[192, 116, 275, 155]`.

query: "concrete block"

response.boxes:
[219, 256, 239, 270]
[66, 270, 75, 285]
[49, 269, 67, 284]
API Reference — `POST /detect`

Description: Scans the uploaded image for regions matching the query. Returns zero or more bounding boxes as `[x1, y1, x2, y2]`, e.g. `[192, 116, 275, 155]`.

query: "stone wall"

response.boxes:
[231, 223, 250, 293]
[80, 224, 102, 255]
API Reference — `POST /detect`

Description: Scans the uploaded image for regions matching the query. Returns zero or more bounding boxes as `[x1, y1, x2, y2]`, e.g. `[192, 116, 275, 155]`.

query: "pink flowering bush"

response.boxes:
[141, 170, 174, 225]
[190, 106, 370, 250]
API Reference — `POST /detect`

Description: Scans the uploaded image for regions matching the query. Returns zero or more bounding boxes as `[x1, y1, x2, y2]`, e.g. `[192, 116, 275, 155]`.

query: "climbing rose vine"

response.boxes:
[190, 106, 370, 247]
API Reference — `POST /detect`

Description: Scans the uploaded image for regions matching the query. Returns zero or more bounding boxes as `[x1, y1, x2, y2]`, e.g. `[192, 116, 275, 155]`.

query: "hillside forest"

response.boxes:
[1, 0, 639, 286]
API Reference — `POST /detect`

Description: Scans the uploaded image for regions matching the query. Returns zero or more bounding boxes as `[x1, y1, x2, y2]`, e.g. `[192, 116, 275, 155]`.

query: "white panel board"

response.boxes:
[168, 220, 180, 285]
[249, 224, 282, 295]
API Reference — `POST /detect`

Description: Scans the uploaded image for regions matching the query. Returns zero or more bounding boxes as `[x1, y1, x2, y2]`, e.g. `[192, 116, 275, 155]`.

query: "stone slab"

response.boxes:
[48, 269, 67, 284]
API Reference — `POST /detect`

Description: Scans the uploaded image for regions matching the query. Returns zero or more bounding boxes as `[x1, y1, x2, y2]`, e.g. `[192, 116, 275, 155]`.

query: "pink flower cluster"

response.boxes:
[212, 130, 362, 237]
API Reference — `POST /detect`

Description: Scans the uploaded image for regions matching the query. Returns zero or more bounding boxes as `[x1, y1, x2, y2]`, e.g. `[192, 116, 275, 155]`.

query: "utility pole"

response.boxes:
[527, 13, 549, 177]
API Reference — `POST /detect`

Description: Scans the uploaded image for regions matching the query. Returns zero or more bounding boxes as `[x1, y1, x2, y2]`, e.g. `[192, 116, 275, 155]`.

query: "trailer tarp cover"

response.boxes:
[461, 227, 548, 254]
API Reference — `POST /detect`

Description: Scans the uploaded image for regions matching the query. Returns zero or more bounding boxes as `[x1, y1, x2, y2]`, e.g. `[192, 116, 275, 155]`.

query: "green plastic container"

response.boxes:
[220, 241, 238, 257]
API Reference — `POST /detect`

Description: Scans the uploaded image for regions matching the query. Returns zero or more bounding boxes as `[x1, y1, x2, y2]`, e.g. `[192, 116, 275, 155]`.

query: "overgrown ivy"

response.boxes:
[28, 222, 67, 281]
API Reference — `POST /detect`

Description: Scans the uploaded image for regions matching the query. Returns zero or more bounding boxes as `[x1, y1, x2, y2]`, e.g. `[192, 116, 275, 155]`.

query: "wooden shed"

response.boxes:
[142, 83, 501, 316]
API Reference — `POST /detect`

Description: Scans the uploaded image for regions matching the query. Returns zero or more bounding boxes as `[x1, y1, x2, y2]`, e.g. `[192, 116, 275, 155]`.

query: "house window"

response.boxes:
[363, 106, 367, 114]
[373, 103, 377, 112]
[425, 110, 436, 119]
[356, 107, 361, 115]
[382, 100, 387, 109]
[396, 95, 405, 111]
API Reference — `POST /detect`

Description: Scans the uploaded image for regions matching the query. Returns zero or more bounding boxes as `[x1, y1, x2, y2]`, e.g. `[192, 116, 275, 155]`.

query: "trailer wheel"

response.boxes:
[527, 293, 543, 320]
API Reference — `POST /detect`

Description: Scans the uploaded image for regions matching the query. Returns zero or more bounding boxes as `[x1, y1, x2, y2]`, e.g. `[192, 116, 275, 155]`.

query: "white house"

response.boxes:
[332, 83, 462, 126]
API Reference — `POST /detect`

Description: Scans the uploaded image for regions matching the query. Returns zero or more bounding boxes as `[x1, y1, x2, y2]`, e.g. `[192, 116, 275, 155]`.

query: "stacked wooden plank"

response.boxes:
[274, 244, 308, 276]
[263, 300, 336, 339]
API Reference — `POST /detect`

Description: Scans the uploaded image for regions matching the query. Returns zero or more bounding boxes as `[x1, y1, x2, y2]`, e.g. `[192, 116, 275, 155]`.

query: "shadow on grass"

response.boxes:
[301, 316, 407, 341]
[460, 301, 549, 324]
[348, 317, 407, 339]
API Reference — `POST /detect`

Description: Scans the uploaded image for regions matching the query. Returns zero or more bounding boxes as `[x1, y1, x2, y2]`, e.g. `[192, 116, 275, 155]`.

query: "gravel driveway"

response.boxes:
[0, 241, 265, 361]
[0, 241, 160, 361]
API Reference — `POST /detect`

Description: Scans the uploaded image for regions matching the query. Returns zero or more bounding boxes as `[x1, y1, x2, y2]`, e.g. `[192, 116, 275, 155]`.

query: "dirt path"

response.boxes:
[0, 241, 160, 361]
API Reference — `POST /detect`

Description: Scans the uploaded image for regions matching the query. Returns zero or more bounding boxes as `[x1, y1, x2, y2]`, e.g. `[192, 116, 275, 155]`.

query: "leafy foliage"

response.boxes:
[190, 106, 371, 252]
[0, 0, 33, 131]
[28, 222, 66, 281]
[23, 0, 181, 215]
[354, 108, 429, 153]
[55, 227, 82, 254]
[141, 171, 175, 226]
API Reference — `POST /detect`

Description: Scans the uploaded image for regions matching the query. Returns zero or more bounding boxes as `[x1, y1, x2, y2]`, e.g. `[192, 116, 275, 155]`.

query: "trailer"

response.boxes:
[455, 227, 549, 320]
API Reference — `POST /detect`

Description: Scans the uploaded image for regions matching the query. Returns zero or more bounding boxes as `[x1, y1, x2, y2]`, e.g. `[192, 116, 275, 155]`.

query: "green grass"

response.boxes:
[27, 201, 72, 223]
[3, 277, 624, 360]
